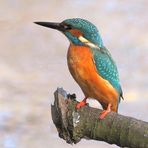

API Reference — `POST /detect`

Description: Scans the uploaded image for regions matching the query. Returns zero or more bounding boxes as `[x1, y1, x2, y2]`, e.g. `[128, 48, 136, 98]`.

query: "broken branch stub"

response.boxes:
[51, 88, 148, 148]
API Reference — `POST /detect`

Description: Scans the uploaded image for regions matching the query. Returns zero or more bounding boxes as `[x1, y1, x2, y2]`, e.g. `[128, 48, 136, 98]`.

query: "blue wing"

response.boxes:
[92, 47, 123, 103]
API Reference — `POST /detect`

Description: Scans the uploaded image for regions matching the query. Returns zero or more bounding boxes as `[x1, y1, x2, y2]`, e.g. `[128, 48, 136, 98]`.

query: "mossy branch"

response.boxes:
[51, 88, 148, 148]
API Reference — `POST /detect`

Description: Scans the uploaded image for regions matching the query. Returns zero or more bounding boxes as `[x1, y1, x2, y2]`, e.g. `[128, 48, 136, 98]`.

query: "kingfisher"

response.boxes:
[35, 18, 123, 119]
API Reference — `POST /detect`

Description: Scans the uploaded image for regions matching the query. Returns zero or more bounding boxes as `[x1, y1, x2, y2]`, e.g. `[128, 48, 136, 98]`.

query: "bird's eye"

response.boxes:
[61, 23, 72, 30]
[64, 24, 72, 30]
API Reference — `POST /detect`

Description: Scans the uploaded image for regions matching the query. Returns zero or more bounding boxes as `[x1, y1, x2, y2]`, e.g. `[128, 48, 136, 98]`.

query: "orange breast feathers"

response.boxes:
[67, 43, 118, 112]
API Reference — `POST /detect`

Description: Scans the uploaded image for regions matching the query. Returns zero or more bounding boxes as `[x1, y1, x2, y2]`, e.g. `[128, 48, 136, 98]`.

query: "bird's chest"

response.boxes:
[67, 44, 96, 81]
[67, 44, 118, 106]
[68, 45, 91, 64]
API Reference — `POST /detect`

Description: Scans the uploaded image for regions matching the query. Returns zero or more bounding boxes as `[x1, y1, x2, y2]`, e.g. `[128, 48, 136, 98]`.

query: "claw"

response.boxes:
[99, 103, 112, 119]
[76, 97, 87, 109]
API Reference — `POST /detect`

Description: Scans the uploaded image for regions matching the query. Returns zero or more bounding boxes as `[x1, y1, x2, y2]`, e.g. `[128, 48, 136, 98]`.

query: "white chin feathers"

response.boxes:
[78, 36, 100, 49]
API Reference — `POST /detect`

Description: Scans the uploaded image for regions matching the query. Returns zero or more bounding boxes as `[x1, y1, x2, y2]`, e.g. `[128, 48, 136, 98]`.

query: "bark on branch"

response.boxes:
[51, 88, 148, 148]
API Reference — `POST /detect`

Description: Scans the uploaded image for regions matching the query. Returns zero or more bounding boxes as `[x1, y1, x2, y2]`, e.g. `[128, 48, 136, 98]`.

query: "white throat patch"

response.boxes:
[78, 36, 100, 49]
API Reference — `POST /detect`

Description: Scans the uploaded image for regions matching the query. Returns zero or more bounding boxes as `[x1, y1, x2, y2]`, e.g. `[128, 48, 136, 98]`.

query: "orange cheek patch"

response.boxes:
[69, 29, 83, 37]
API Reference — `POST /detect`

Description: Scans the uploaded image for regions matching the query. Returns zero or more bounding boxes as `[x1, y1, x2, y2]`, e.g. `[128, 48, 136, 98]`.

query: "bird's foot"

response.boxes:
[99, 103, 112, 119]
[76, 97, 87, 109]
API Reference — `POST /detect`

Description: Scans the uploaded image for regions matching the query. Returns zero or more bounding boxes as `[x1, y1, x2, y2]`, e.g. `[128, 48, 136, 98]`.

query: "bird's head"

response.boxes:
[35, 18, 103, 48]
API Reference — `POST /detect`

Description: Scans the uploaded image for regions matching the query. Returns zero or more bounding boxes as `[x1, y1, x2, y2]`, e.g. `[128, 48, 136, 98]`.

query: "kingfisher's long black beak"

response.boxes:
[34, 21, 70, 32]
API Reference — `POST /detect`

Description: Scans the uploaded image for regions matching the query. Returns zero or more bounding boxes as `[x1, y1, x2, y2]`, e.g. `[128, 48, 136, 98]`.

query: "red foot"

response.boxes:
[99, 103, 112, 119]
[76, 97, 87, 109]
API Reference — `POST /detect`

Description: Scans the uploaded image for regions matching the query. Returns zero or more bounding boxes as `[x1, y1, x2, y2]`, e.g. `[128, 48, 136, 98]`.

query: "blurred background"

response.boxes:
[0, 0, 148, 147]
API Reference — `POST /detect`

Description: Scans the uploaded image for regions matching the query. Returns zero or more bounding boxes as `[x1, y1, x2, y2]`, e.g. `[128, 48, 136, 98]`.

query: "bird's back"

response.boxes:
[92, 47, 123, 105]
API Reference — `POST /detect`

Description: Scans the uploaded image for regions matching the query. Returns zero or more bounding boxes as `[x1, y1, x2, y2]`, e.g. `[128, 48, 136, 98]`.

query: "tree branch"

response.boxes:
[51, 88, 148, 148]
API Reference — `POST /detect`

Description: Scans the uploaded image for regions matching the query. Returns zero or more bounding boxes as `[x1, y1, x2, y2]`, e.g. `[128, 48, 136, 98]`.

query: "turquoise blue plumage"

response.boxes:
[91, 47, 123, 105]
[63, 18, 103, 47]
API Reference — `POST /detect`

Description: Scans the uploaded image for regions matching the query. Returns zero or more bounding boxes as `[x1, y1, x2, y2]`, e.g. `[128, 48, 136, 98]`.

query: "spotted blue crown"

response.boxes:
[63, 18, 104, 48]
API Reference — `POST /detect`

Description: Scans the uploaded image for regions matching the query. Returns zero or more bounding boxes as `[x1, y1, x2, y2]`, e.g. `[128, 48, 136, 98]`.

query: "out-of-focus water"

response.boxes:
[0, 0, 148, 147]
